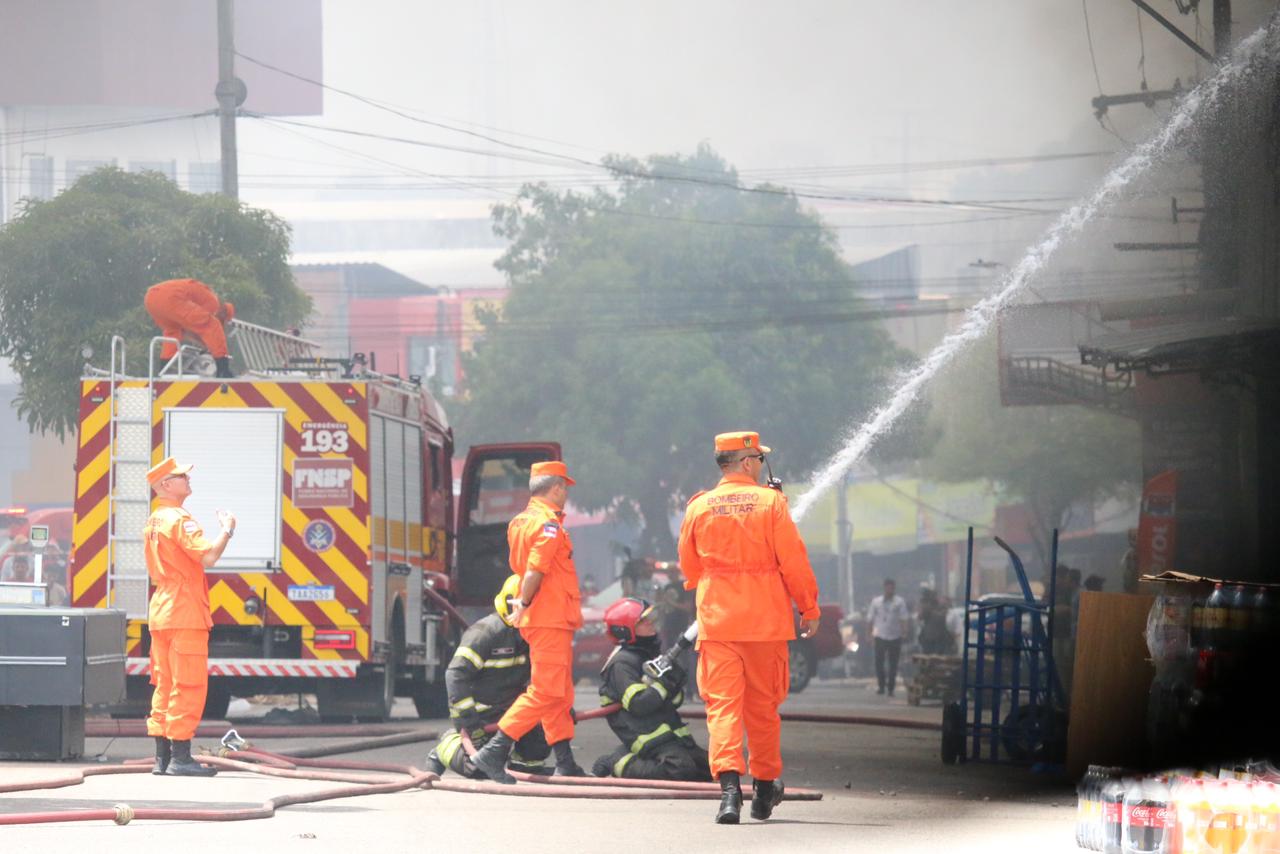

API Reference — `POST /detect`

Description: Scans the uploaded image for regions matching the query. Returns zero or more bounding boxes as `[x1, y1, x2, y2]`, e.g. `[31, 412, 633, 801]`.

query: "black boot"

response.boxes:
[152, 736, 171, 776]
[551, 740, 587, 777]
[750, 778, 785, 820]
[592, 747, 628, 778]
[165, 739, 217, 777]
[469, 729, 516, 784]
[214, 356, 233, 379]
[715, 771, 743, 824]
[424, 748, 446, 776]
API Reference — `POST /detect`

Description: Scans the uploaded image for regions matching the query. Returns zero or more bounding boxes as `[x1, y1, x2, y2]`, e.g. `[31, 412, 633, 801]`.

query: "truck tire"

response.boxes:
[318, 624, 401, 723]
[788, 639, 816, 693]
[202, 685, 232, 721]
[941, 701, 965, 765]
[411, 681, 450, 719]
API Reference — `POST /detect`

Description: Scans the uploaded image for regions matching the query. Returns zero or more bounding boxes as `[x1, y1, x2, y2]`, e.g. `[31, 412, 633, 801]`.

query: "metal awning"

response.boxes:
[1079, 317, 1280, 375]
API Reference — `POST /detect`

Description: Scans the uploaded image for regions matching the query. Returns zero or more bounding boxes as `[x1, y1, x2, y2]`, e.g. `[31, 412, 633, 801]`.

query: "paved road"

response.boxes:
[0, 677, 1078, 853]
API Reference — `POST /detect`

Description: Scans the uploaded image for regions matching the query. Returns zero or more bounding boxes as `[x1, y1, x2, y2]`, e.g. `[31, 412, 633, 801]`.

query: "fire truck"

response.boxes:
[69, 322, 558, 721]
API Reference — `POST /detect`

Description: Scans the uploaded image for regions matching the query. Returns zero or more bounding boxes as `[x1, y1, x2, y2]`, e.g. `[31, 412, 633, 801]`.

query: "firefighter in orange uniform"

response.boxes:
[143, 457, 236, 777]
[143, 278, 236, 378]
[677, 431, 821, 824]
[470, 460, 587, 782]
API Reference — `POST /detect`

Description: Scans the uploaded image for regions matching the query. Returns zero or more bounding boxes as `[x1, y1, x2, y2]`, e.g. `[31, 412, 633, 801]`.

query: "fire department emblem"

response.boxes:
[303, 519, 336, 553]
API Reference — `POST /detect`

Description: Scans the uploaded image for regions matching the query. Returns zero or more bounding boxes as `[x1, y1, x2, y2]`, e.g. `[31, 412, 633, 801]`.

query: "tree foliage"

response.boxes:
[458, 146, 909, 556]
[922, 331, 1141, 563]
[0, 168, 310, 436]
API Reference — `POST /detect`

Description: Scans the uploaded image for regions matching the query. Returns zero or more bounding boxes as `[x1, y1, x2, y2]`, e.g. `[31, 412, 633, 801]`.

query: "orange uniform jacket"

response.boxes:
[144, 498, 214, 631]
[508, 496, 583, 630]
[144, 278, 228, 359]
[678, 473, 820, 642]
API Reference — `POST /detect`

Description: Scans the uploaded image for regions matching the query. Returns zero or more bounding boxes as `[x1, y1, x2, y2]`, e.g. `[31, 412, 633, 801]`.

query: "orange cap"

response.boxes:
[531, 460, 575, 486]
[146, 457, 194, 485]
[714, 431, 771, 454]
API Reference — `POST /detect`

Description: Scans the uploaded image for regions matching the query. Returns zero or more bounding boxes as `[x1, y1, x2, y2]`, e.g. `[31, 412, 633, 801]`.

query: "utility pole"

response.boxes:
[1213, 0, 1231, 57]
[836, 471, 854, 618]
[215, 0, 246, 200]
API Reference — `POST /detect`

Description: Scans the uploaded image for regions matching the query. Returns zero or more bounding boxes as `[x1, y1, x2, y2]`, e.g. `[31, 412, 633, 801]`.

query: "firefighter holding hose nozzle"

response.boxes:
[590, 597, 712, 781]
[677, 431, 821, 824]
[424, 575, 551, 778]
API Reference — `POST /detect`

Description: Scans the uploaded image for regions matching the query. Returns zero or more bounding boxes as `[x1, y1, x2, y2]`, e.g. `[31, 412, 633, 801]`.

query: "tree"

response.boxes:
[922, 331, 1141, 565]
[0, 168, 310, 436]
[458, 146, 908, 557]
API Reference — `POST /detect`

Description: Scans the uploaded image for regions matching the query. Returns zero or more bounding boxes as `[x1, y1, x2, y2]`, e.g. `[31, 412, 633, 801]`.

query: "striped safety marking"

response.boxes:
[71, 379, 393, 664]
[124, 658, 359, 678]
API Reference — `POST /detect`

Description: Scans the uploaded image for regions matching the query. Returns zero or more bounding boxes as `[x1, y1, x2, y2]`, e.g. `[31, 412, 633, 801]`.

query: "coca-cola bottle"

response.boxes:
[1202, 584, 1230, 652]
[1080, 766, 1117, 850]
[1227, 585, 1252, 652]
[1253, 586, 1274, 636]
[1123, 776, 1175, 854]
[1104, 777, 1130, 854]
[1079, 769, 1095, 849]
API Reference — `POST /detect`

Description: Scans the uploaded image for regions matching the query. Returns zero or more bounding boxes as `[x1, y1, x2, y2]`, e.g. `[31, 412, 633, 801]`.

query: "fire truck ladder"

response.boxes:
[105, 336, 153, 618]
[227, 319, 322, 374]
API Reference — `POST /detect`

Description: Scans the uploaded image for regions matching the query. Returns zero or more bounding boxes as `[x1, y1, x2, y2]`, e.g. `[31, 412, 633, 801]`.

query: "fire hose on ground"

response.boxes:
[1, 620, 938, 825]
[0, 704, 827, 826]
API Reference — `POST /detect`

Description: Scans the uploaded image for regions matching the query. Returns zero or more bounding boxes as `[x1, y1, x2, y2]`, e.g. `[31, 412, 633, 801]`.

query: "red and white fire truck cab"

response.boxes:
[69, 324, 558, 721]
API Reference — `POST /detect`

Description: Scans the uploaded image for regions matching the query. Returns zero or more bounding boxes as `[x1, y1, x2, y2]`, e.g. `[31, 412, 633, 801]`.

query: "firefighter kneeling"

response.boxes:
[425, 575, 551, 778]
[590, 597, 711, 782]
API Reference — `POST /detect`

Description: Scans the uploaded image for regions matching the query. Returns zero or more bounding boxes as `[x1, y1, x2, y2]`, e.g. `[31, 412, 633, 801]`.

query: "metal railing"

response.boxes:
[1003, 356, 1135, 413]
[228, 319, 321, 374]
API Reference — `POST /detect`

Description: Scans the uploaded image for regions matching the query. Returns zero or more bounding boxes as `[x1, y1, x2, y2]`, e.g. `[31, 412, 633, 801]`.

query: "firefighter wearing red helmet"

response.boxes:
[590, 597, 712, 782]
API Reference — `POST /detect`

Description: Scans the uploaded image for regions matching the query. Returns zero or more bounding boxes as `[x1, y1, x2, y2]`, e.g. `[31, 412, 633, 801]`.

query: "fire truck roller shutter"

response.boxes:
[164, 409, 283, 570]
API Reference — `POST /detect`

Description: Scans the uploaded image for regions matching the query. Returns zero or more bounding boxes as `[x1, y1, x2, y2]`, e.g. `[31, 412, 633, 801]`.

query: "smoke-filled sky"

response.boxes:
[240, 0, 1235, 193]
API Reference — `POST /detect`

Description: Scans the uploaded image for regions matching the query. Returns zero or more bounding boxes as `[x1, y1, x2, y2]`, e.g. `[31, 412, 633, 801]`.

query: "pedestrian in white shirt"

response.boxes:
[867, 579, 909, 696]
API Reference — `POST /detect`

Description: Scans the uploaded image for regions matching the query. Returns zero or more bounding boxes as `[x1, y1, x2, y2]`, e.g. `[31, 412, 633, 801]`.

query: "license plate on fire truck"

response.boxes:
[287, 585, 336, 601]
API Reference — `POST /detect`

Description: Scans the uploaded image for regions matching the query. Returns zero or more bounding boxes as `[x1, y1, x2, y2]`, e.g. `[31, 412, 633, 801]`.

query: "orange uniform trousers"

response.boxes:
[143, 283, 228, 359]
[498, 627, 575, 745]
[146, 628, 211, 742]
[697, 639, 790, 780]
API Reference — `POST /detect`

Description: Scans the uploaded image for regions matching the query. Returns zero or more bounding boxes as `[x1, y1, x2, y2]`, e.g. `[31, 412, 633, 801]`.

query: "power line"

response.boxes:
[0, 112, 216, 150]
[252, 115, 1067, 215]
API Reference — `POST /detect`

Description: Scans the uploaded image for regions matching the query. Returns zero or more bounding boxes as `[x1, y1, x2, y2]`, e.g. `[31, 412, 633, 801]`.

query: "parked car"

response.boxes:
[574, 570, 844, 693]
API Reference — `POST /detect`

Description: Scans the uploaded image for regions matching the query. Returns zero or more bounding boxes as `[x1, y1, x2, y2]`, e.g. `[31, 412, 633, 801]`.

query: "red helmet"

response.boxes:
[603, 597, 654, 644]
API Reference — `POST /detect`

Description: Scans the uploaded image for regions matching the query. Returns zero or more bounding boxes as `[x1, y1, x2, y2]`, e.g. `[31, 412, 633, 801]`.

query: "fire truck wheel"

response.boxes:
[202, 686, 231, 721]
[411, 681, 449, 719]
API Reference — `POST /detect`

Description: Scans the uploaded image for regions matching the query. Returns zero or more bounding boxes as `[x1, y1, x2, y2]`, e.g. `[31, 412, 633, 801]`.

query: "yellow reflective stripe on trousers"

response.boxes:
[651, 681, 669, 700]
[600, 695, 618, 707]
[621, 682, 647, 710]
[439, 731, 463, 765]
[614, 751, 637, 777]
[483, 655, 528, 669]
[630, 723, 672, 754]
[674, 726, 691, 738]
[454, 647, 484, 668]
[450, 696, 476, 712]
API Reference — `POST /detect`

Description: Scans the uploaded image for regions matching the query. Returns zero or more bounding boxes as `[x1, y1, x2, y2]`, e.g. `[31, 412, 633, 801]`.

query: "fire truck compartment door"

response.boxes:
[164, 408, 284, 570]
